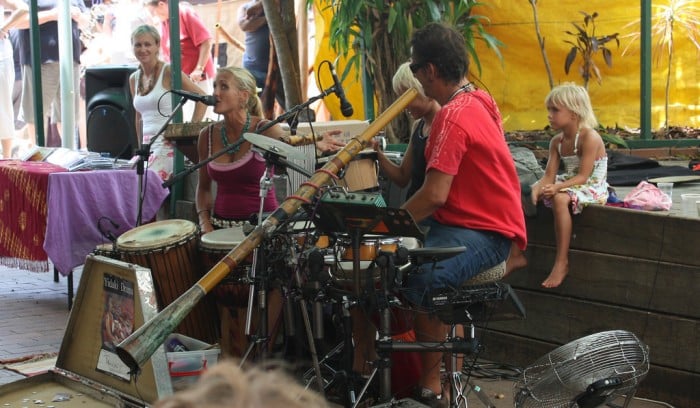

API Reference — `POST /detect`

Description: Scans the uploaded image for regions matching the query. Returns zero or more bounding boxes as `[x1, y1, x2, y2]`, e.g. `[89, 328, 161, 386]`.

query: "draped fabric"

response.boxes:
[0, 161, 67, 272]
[0, 161, 169, 275]
[44, 169, 169, 276]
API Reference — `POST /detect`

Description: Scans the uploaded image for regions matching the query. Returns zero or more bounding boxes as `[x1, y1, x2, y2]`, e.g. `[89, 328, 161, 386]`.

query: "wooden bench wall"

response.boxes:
[477, 204, 700, 407]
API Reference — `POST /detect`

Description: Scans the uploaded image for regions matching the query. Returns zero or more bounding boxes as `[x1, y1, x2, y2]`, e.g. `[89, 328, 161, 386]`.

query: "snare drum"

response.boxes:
[290, 221, 329, 250]
[199, 227, 251, 308]
[340, 235, 402, 261]
[116, 219, 219, 343]
[327, 259, 378, 287]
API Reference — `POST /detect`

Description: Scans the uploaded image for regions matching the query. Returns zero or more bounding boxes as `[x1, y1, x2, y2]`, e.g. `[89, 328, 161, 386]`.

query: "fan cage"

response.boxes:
[514, 330, 650, 408]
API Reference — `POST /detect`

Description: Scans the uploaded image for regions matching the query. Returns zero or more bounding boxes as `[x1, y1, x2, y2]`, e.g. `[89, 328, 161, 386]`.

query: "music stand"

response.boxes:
[308, 192, 425, 404]
[309, 194, 424, 297]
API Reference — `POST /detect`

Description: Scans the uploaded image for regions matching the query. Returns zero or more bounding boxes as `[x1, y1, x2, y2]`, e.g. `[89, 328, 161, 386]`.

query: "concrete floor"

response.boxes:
[0, 258, 682, 407]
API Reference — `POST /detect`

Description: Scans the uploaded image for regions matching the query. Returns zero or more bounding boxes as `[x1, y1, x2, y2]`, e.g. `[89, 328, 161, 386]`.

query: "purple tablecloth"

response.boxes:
[44, 169, 169, 276]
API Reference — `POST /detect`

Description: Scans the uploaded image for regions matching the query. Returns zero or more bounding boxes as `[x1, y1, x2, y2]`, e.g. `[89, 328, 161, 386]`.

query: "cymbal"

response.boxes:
[407, 246, 466, 265]
[243, 132, 307, 160]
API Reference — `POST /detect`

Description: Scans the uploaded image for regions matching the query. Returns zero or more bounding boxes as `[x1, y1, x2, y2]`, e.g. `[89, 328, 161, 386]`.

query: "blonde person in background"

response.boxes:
[531, 82, 608, 288]
[374, 62, 440, 200]
[0, 0, 27, 158]
[154, 359, 330, 408]
[129, 24, 207, 181]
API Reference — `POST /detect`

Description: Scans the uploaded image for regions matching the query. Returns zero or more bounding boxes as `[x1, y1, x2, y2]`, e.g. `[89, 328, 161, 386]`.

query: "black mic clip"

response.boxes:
[97, 216, 120, 243]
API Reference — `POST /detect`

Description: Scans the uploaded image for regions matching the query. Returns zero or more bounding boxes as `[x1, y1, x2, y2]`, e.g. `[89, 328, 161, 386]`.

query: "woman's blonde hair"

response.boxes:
[154, 359, 329, 408]
[392, 62, 425, 96]
[131, 24, 160, 46]
[545, 82, 598, 129]
[217, 66, 263, 117]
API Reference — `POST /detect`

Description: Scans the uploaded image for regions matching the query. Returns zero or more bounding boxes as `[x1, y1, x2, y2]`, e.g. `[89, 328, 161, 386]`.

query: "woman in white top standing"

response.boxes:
[0, 0, 27, 158]
[129, 24, 207, 181]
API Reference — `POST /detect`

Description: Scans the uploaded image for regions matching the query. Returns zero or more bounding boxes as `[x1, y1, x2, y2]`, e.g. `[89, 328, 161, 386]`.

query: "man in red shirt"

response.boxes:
[402, 22, 527, 407]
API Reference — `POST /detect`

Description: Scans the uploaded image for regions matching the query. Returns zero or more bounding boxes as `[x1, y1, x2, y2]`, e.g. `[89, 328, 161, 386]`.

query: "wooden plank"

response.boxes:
[660, 214, 700, 266]
[527, 205, 664, 261]
[526, 204, 700, 266]
[478, 331, 699, 408]
[506, 247, 699, 319]
[164, 123, 207, 164]
[484, 291, 700, 372]
[507, 247, 658, 311]
[164, 122, 210, 139]
[650, 261, 700, 318]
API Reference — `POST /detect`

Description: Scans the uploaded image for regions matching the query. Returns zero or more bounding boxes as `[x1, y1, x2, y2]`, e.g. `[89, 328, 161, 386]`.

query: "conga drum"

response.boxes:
[116, 219, 219, 343]
[199, 227, 280, 358]
[199, 227, 251, 308]
[317, 150, 379, 192]
[339, 150, 379, 192]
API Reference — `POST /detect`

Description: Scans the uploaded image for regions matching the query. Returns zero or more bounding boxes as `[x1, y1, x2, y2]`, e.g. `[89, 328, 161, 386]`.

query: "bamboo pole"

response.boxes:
[116, 88, 418, 373]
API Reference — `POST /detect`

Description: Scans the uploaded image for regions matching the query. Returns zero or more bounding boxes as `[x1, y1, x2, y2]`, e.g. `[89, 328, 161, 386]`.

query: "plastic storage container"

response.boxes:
[165, 333, 220, 390]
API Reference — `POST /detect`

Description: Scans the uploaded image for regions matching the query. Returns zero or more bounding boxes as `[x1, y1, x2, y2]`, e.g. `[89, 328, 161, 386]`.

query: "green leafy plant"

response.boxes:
[316, 0, 503, 142]
[621, 0, 700, 137]
[600, 130, 629, 149]
[564, 11, 620, 89]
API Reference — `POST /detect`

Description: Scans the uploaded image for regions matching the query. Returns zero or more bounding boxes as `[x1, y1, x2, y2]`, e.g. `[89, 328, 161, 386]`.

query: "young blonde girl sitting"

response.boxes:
[531, 83, 609, 288]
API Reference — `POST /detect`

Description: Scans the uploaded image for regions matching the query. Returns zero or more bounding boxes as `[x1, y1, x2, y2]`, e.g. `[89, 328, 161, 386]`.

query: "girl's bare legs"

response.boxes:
[542, 192, 572, 288]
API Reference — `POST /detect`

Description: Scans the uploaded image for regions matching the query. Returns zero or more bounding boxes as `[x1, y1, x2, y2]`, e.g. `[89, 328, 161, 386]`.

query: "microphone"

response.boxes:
[307, 249, 325, 339]
[329, 64, 354, 117]
[170, 89, 216, 106]
[282, 286, 296, 337]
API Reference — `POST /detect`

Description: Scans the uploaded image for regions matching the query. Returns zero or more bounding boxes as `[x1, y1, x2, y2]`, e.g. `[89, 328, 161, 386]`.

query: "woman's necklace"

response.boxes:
[138, 62, 160, 95]
[220, 111, 251, 155]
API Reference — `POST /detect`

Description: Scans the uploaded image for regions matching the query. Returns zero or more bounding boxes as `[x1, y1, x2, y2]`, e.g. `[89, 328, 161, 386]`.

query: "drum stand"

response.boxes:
[240, 152, 327, 395]
[307, 198, 426, 407]
[242, 155, 276, 364]
[374, 255, 526, 408]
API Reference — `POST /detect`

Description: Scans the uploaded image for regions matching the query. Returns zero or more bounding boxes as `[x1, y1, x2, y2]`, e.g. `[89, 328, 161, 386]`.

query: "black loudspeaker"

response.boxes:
[85, 65, 138, 159]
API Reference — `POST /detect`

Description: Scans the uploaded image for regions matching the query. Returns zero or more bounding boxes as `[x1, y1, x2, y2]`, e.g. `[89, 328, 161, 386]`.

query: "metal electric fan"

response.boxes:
[514, 330, 650, 408]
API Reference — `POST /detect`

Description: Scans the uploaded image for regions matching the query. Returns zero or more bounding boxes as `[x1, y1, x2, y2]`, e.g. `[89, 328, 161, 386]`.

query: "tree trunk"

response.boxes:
[262, 0, 301, 110]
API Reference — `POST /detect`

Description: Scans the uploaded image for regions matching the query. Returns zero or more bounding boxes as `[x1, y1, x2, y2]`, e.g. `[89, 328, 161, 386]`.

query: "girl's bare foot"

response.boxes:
[542, 262, 568, 288]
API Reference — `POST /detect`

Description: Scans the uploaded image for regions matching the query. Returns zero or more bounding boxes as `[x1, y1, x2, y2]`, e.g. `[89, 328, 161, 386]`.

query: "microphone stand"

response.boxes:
[135, 96, 188, 226]
[241, 149, 277, 365]
[163, 85, 340, 189]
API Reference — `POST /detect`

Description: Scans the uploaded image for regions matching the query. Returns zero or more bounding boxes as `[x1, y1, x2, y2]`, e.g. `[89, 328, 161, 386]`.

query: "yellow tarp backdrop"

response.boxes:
[313, 0, 699, 131]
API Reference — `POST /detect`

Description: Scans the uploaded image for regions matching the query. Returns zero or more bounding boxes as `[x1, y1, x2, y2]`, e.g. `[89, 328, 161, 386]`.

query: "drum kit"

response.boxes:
[100, 128, 521, 407]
